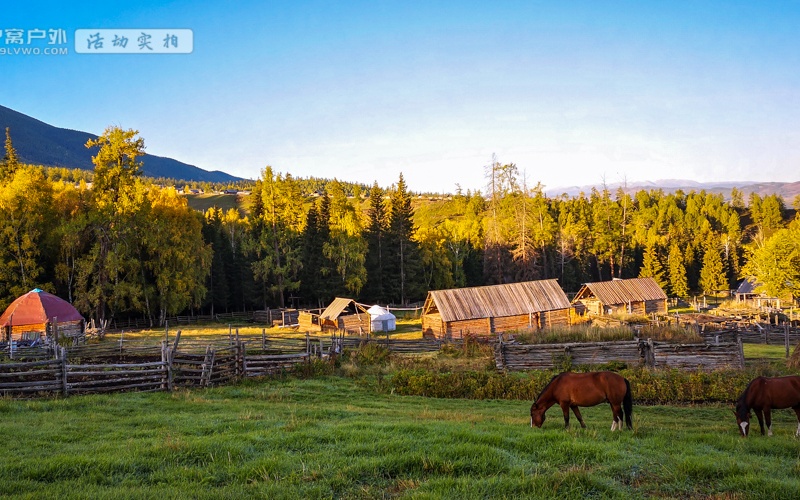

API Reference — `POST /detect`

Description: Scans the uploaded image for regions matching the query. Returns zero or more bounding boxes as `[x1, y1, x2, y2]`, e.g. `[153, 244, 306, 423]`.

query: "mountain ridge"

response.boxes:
[547, 179, 800, 200]
[0, 105, 243, 183]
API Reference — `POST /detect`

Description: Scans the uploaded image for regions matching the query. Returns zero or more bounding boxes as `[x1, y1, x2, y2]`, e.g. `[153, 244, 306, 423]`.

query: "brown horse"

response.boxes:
[734, 375, 800, 437]
[530, 371, 632, 430]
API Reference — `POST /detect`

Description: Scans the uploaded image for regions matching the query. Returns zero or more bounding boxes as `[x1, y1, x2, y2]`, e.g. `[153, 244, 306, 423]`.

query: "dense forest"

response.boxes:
[1, 126, 799, 326]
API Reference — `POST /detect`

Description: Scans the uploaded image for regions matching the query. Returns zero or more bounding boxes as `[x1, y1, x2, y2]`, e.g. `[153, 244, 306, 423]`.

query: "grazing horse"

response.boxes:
[734, 375, 800, 437]
[530, 371, 632, 430]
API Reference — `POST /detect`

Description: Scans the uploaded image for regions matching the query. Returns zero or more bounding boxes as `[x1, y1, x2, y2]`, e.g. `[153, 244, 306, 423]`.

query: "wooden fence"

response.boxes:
[0, 339, 309, 397]
[496, 339, 745, 371]
[0, 332, 457, 398]
[699, 325, 800, 347]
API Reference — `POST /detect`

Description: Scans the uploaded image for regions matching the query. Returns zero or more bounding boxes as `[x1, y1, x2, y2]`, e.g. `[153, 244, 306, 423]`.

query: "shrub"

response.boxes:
[388, 366, 794, 405]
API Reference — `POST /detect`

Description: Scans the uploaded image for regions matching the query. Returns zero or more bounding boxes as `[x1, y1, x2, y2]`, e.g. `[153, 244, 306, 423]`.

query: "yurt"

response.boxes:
[0, 288, 84, 341]
[367, 305, 396, 333]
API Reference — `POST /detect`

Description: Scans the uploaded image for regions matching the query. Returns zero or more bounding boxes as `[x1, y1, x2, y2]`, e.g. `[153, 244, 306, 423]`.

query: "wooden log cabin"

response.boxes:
[421, 279, 572, 340]
[571, 277, 667, 317]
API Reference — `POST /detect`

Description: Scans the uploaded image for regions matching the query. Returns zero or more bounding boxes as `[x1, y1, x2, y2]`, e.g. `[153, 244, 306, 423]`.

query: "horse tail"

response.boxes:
[623, 378, 633, 430]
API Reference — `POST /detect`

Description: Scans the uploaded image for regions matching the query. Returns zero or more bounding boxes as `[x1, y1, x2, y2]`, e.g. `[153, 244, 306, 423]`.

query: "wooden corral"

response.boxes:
[572, 277, 667, 317]
[253, 309, 299, 326]
[318, 298, 371, 334]
[496, 339, 744, 371]
[421, 279, 572, 340]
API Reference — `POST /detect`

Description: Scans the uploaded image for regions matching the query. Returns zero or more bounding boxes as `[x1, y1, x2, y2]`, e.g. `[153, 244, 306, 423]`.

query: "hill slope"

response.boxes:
[0, 105, 243, 183]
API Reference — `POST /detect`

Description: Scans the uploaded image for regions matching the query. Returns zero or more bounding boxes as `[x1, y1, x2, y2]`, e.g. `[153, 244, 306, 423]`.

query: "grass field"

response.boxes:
[2, 375, 800, 499]
[184, 193, 246, 215]
[11, 323, 795, 497]
[743, 343, 792, 361]
[112, 318, 424, 342]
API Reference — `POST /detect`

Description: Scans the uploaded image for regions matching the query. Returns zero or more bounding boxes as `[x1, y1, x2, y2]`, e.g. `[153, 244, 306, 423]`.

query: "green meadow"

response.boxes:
[2, 374, 800, 499]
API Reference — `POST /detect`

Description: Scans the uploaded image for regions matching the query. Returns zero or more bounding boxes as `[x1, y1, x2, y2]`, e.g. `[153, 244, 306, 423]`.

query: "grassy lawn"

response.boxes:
[743, 343, 791, 361]
[110, 319, 424, 343]
[184, 193, 245, 215]
[2, 376, 800, 498]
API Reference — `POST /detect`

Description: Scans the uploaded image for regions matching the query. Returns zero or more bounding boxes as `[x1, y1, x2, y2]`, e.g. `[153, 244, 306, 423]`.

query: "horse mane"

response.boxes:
[735, 377, 760, 419]
[535, 374, 562, 402]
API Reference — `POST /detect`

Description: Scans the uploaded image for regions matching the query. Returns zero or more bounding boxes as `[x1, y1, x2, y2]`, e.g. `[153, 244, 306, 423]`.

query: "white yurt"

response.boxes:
[366, 305, 396, 333]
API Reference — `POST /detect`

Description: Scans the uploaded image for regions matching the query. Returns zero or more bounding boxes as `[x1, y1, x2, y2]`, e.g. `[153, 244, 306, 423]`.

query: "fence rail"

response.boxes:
[496, 339, 745, 371]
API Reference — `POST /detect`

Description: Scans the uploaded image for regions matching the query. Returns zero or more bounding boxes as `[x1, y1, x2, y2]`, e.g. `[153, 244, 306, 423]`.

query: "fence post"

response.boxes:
[262, 328, 266, 351]
[737, 337, 745, 369]
[200, 346, 214, 387]
[235, 328, 240, 345]
[238, 341, 246, 378]
[496, 334, 505, 371]
[60, 346, 68, 396]
[172, 330, 182, 362]
[786, 323, 790, 358]
[646, 338, 655, 368]
[161, 341, 173, 392]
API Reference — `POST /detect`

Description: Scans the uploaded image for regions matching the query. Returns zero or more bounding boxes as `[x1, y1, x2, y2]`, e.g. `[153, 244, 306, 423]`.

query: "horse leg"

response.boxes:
[764, 409, 773, 437]
[794, 408, 800, 437]
[560, 402, 571, 428]
[571, 406, 587, 429]
[755, 410, 766, 436]
[610, 403, 622, 431]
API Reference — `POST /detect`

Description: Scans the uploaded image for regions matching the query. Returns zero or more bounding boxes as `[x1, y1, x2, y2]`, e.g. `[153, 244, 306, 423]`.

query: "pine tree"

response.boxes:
[362, 182, 387, 302]
[699, 237, 727, 294]
[667, 244, 689, 298]
[385, 173, 422, 304]
[1, 127, 20, 180]
[638, 243, 667, 290]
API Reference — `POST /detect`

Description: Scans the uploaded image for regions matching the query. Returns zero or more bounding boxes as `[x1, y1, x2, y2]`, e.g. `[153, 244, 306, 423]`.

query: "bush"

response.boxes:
[349, 343, 391, 367]
[388, 366, 794, 405]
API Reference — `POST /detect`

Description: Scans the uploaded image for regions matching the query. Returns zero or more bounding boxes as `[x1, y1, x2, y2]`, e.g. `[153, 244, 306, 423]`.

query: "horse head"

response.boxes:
[530, 402, 545, 428]
[733, 401, 750, 437]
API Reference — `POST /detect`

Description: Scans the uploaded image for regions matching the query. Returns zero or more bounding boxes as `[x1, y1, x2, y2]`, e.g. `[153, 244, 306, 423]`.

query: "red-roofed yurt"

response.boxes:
[0, 288, 84, 342]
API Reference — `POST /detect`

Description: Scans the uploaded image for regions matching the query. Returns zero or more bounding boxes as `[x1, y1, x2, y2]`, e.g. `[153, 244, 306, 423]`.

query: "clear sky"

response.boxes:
[2, 1, 799, 193]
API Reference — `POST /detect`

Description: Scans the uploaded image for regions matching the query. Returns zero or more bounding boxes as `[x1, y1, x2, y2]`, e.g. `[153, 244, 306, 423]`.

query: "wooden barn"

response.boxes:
[299, 298, 371, 334]
[421, 279, 571, 340]
[572, 277, 667, 316]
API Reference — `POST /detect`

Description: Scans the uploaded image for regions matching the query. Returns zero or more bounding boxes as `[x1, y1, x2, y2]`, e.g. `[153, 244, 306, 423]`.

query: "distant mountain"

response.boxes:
[547, 179, 800, 200]
[0, 105, 243, 183]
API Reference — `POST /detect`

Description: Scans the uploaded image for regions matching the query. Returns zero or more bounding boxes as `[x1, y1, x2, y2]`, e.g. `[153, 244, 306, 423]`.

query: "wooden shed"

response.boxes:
[307, 297, 371, 334]
[572, 277, 667, 316]
[734, 279, 781, 309]
[421, 279, 571, 340]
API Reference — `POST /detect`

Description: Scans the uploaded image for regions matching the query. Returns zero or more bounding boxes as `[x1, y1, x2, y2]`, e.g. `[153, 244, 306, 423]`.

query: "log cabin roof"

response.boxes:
[735, 278, 759, 295]
[426, 279, 570, 323]
[573, 277, 667, 305]
[319, 297, 367, 320]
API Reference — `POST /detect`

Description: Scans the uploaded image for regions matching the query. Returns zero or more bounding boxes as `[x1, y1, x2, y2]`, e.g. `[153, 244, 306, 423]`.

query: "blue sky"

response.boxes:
[2, 1, 799, 193]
